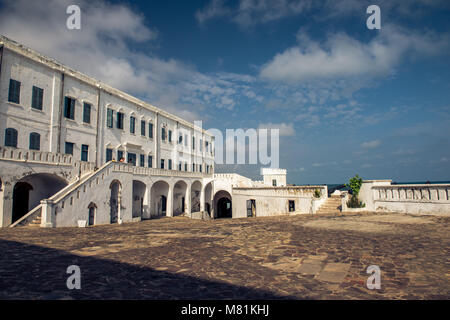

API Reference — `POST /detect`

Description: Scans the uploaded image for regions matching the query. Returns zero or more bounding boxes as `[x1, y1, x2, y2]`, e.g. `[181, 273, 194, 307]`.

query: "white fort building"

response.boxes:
[2, 36, 446, 228]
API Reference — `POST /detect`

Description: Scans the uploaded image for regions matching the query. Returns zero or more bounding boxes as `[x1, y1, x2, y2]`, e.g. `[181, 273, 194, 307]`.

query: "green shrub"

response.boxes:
[346, 174, 365, 208]
[313, 189, 321, 198]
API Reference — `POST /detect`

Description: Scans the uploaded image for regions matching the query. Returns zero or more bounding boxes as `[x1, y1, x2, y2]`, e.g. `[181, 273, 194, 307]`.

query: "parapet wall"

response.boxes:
[358, 180, 450, 215]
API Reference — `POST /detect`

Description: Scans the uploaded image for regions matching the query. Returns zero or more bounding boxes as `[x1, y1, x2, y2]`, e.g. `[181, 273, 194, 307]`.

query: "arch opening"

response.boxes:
[150, 180, 170, 217]
[191, 180, 202, 213]
[12, 173, 68, 223]
[213, 190, 232, 219]
[110, 180, 121, 224]
[132, 180, 147, 218]
[173, 180, 188, 217]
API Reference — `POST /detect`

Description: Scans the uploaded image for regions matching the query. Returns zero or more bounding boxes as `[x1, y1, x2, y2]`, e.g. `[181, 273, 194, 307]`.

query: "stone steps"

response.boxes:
[27, 215, 41, 227]
[316, 197, 342, 214]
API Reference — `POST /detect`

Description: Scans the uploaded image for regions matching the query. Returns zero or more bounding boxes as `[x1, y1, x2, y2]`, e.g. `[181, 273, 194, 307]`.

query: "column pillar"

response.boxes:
[167, 184, 173, 217]
[200, 187, 205, 212]
[40, 199, 55, 228]
[186, 185, 191, 218]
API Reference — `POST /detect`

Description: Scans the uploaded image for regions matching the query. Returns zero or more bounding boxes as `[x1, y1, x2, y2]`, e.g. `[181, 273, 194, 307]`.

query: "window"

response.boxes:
[199, 164, 202, 172]
[139, 154, 145, 167]
[128, 153, 136, 166]
[117, 112, 124, 129]
[117, 150, 124, 161]
[168, 130, 172, 143]
[272, 179, 277, 187]
[148, 155, 153, 168]
[83, 103, 91, 124]
[81, 144, 89, 162]
[206, 141, 209, 153]
[64, 97, 75, 120]
[149, 122, 153, 138]
[192, 163, 195, 172]
[130, 116, 135, 134]
[289, 200, 295, 212]
[161, 159, 165, 169]
[178, 163, 182, 171]
[178, 134, 182, 144]
[31, 86, 43, 110]
[4, 128, 18, 147]
[161, 127, 166, 141]
[65, 142, 74, 155]
[29, 132, 40, 150]
[184, 163, 187, 171]
[192, 137, 195, 150]
[107, 109, 114, 128]
[106, 148, 113, 162]
[141, 120, 145, 136]
[168, 159, 172, 170]
[8, 79, 20, 104]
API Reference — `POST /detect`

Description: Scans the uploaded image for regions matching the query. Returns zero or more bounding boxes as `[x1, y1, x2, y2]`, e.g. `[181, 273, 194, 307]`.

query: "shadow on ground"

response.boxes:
[0, 239, 290, 300]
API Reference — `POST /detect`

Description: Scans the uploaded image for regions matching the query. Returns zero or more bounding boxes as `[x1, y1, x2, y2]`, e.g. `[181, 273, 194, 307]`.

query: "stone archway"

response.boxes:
[12, 173, 68, 223]
[132, 180, 146, 219]
[191, 180, 202, 213]
[214, 190, 232, 218]
[110, 180, 122, 224]
[151, 180, 170, 217]
[173, 180, 188, 216]
[204, 182, 213, 215]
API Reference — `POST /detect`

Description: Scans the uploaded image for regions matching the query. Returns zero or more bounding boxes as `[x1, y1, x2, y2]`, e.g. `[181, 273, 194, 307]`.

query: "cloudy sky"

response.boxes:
[1, 0, 449, 184]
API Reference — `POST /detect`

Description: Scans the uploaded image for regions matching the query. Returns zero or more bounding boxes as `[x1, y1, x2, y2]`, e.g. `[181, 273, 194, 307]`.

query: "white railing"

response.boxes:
[373, 184, 450, 202]
[0, 146, 73, 165]
[112, 162, 212, 178]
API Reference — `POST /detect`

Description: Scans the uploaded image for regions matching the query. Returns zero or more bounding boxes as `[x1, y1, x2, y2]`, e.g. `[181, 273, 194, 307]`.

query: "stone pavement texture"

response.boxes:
[0, 212, 448, 300]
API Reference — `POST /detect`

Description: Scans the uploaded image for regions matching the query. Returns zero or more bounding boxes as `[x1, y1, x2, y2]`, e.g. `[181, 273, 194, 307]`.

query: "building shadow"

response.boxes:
[0, 239, 291, 300]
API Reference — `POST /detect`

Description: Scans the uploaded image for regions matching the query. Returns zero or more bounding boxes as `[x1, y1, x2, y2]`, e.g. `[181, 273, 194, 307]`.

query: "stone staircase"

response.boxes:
[316, 196, 342, 214]
[27, 214, 42, 227]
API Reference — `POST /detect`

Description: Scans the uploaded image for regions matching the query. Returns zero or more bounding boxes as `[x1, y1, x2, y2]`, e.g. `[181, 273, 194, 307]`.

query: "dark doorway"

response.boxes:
[217, 197, 232, 218]
[246, 199, 256, 217]
[160, 195, 167, 215]
[12, 182, 33, 223]
[88, 206, 95, 226]
[205, 203, 211, 215]
[110, 181, 120, 224]
[182, 197, 185, 213]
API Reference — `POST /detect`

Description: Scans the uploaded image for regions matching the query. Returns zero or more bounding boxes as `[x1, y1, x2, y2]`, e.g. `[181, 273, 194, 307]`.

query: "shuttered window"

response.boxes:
[8, 79, 20, 104]
[83, 103, 91, 123]
[81, 144, 89, 162]
[148, 155, 153, 168]
[31, 86, 43, 110]
[141, 120, 146, 136]
[130, 116, 135, 134]
[5, 128, 18, 148]
[64, 97, 75, 120]
[107, 109, 114, 128]
[65, 142, 74, 155]
[149, 122, 153, 138]
[117, 112, 124, 129]
[140, 154, 145, 167]
[106, 148, 113, 162]
[29, 132, 40, 150]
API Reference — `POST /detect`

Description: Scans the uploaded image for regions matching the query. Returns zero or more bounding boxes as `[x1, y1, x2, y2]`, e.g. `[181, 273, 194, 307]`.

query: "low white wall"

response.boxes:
[231, 186, 327, 218]
[359, 180, 450, 215]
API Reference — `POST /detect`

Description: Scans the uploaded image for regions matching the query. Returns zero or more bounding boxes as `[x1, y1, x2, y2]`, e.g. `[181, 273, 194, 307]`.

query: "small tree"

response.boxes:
[346, 174, 365, 208]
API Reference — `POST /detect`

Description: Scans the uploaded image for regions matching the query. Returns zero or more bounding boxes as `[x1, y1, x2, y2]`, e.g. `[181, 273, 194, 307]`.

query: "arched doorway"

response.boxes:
[150, 180, 170, 217]
[12, 173, 68, 223]
[132, 180, 146, 218]
[88, 202, 97, 226]
[12, 182, 33, 223]
[191, 180, 202, 213]
[173, 180, 188, 216]
[214, 190, 232, 218]
[110, 180, 121, 223]
[204, 182, 212, 215]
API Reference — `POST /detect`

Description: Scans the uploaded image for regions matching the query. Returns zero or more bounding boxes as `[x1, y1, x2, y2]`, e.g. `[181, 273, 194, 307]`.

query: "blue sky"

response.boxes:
[1, 0, 449, 184]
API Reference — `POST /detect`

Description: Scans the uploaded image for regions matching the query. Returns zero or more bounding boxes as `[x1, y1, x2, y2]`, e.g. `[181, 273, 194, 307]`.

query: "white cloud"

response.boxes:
[361, 140, 381, 149]
[258, 122, 296, 136]
[260, 26, 449, 82]
[196, 0, 312, 27]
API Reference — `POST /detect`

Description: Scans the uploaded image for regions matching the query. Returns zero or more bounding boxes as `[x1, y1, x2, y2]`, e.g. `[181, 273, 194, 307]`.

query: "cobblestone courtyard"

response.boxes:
[0, 212, 448, 300]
